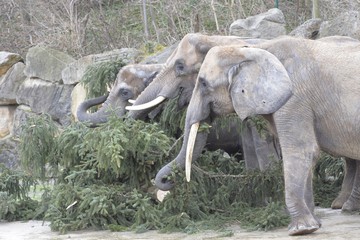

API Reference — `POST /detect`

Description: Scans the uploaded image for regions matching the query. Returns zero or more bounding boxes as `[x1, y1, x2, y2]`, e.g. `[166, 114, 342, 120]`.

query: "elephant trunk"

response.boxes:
[154, 121, 208, 191]
[77, 93, 119, 126]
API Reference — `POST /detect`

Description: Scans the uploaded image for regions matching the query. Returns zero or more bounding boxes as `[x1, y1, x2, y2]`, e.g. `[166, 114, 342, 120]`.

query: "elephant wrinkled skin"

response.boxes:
[167, 36, 360, 236]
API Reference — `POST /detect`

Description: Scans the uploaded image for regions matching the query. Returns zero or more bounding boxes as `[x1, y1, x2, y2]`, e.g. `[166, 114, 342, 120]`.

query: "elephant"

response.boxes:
[76, 63, 163, 126]
[125, 33, 281, 184]
[316, 36, 360, 211]
[157, 36, 360, 236]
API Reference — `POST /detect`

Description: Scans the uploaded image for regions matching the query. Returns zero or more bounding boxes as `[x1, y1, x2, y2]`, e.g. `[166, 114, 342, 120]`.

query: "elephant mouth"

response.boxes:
[158, 176, 175, 188]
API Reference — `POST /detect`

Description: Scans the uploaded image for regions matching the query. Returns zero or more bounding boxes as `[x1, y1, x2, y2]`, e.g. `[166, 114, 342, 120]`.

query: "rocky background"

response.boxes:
[1, 8, 359, 168]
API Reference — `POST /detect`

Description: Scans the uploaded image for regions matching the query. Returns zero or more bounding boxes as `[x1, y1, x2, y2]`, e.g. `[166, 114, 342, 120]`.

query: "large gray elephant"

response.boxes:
[316, 36, 360, 211]
[126, 33, 281, 184]
[158, 36, 360, 235]
[77, 63, 163, 125]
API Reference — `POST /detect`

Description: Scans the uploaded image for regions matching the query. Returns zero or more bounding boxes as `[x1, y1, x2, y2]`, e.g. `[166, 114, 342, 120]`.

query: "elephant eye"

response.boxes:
[119, 88, 132, 99]
[175, 59, 186, 76]
[199, 77, 207, 88]
[119, 89, 128, 95]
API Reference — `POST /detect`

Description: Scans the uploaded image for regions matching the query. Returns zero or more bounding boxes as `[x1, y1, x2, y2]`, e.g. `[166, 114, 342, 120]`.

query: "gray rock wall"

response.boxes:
[0, 46, 140, 168]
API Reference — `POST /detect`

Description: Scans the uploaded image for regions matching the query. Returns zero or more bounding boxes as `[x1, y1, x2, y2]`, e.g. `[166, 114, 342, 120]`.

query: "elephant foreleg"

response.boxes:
[282, 146, 321, 236]
[275, 105, 321, 236]
[251, 126, 281, 171]
[241, 120, 260, 169]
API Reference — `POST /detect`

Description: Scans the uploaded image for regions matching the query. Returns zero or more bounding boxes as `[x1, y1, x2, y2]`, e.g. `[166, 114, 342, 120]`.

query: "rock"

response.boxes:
[229, 8, 286, 39]
[62, 48, 141, 85]
[0, 52, 23, 77]
[0, 62, 26, 105]
[16, 78, 74, 125]
[289, 18, 322, 39]
[0, 138, 19, 169]
[71, 83, 87, 121]
[319, 11, 360, 39]
[24, 46, 75, 83]
[0, 105, 17, 139]
[11, 105, 34, 138]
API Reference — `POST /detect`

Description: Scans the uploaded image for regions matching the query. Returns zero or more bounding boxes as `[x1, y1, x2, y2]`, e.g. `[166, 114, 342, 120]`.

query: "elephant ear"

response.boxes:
[143, 71, 159, 86]
[228, 48, 293, 120]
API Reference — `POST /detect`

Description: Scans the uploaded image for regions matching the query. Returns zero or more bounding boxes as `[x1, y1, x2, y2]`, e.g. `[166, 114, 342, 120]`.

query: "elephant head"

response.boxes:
[77, 63, 163, 126]
[154, 44, 291, 190]
[126, 33, 265, 119]
[181, 46, 292, 181]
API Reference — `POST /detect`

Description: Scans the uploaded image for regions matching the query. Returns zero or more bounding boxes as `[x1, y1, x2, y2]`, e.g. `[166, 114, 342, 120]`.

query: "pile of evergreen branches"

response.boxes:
[0, 163, 39, 221]
[18, 113, 290, 234]
[13, 109, 343, 234]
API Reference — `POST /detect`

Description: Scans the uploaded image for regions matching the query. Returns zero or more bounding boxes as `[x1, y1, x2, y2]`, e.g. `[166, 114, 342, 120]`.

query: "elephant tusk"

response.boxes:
[125, 96, 166, 111]
[156, 189, 170, 202]
[128, 99, 136, 104]
[185, 122, 200, 182]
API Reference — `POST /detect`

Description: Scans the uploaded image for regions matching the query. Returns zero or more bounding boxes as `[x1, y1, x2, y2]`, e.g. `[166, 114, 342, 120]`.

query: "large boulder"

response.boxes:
[0, 138, 18, 169]
[289, 18, 322, 39]
[319, 11, 360, 39]
[0, 62, 26, 105]
[11, 105, 40, 138]
[16, 78, 73, 125]
[24, 46, 75, 83]
[0, 106, 37, 170]
[0, 52, 23, 77]
[71, 83, 87, 121]
[229, 8, 286, 39]
[0, 105, 17, 139]
[62, 48, 141, 85]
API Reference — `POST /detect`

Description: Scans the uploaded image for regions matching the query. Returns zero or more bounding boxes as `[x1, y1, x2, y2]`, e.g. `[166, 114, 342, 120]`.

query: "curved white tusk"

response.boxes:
[125, 96, 166, 111]
[156, 189, 170, 202]
[185, 122, 200, 182]
[128, 99, 136, 104]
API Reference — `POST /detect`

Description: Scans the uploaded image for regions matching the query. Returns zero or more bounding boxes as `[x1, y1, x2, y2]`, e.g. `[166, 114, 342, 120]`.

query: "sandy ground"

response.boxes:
[0, 208, 359, 240]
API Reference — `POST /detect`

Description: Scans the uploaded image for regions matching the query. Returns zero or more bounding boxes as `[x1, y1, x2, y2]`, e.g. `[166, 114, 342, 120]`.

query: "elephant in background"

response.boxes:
[77, 63, 163, 126]
[161, 36, 360, 235]
[317, 35, 360, 211]
[126, 33, 281, 189]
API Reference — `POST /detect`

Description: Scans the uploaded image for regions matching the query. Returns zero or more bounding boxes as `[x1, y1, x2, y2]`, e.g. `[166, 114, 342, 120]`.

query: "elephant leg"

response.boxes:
[282, 146, 321, 236]
[251, 126, 281, 171]
[241, 120, 260, 170]
[331, 158, 356, 209]
[342, 160, 360, 211]
[275, 109, 321, 236]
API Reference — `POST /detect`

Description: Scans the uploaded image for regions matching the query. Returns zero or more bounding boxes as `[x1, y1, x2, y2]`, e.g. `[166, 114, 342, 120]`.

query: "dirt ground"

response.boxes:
[1, 208, 359, 240]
